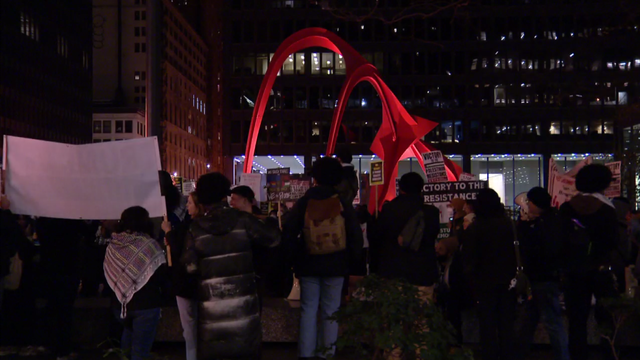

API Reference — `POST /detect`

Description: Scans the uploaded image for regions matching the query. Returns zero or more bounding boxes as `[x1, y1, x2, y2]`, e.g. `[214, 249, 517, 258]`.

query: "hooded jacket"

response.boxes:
[371, 193, 440, 286]
[559, 194, 619, 275]
[182, 202, 280, 359]
[282, 185, 363, 278]
[335, 164, 359, 205]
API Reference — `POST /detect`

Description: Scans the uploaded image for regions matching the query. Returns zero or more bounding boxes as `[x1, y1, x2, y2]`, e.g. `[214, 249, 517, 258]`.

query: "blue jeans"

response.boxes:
[299, 276, 344, 359]
[115, 307, 161, 360]
[176, 296, 198, 360]
[518, 282, 569, 360]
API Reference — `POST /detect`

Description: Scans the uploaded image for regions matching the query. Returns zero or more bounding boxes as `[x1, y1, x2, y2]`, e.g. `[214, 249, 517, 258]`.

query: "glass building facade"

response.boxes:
[221, 0, 639, 206]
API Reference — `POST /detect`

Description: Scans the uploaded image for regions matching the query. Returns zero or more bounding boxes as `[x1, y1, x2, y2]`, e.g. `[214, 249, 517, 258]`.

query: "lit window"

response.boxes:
[134, 71, 141, 80]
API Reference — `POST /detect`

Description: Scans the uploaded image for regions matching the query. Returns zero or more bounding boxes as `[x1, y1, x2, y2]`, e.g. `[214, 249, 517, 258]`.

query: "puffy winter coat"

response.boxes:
[182, 202, 280, 359]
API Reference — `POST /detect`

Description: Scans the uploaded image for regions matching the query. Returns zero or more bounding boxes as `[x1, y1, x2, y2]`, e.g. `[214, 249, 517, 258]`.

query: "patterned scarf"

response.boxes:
[104, 232, 166, 318]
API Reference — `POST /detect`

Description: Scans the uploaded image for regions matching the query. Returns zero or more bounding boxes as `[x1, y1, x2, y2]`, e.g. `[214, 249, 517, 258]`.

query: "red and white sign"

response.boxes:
[605, 161, 621, 198]
[423, 150, 448, 183]
[549, 156, 592, 208]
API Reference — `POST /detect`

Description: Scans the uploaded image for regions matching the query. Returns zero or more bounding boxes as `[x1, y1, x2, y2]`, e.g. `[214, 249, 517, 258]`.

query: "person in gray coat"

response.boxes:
[182, 172, 280, 359]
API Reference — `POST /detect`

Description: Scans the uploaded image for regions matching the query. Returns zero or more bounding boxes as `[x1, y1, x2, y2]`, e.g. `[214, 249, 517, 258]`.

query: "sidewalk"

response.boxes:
[2, 343, 639, 360]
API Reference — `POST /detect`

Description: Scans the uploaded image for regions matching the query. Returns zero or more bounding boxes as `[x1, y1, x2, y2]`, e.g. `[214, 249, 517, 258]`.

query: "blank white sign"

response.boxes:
[3, 136, 165, 220]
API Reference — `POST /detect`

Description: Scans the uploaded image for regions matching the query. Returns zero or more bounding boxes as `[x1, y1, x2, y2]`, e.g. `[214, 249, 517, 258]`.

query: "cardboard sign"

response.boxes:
[370, 161, 384, 185]
[240, 173, 263, 202]
[459, 172, 477, 181]
[423, 150, 448, 183]
[549, 157, 592, 208]
[422, 181, 488, 239]
[605, 161, 621, 198]
[182, 181, 196, 195]
[289, 175, 312, 201]
[266, 168, 292, 201]
[2, 136, 165, 219]
[172, 176, 183, 194]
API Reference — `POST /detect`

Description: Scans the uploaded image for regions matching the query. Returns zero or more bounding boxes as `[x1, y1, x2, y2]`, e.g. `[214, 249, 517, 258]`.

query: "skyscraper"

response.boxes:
[0, 0, 93, 149]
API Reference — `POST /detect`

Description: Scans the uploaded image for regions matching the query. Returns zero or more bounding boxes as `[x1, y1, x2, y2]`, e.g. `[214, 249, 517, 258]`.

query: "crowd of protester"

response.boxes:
[1, 150, 639, 360]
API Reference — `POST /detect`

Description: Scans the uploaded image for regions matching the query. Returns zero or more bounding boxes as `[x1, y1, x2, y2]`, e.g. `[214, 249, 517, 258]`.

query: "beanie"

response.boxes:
[527, 187, 552, 210]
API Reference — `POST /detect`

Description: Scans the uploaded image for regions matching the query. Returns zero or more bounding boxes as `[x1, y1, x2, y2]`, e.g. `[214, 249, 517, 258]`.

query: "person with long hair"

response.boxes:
[461, 188, 517, 360]
[162, 192, 202, 360]
[104, 206, 167, 360]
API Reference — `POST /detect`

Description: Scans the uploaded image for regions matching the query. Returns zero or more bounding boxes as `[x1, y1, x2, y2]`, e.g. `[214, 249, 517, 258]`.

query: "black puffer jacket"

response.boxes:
[182, 202, 280, 359]
[371, 194, 440, 286]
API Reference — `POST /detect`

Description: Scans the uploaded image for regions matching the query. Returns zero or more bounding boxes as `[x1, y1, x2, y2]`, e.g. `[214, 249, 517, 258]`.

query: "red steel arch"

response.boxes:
[243, 28, 461, 210]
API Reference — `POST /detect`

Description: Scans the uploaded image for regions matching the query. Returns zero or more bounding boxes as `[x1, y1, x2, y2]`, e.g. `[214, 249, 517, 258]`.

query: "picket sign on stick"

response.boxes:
[163, 214, 173, 267]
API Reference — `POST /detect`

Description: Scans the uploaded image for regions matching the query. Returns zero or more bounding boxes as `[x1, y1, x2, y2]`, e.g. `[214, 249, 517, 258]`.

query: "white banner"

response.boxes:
[459, 172, 477, 181]
[3, 136, 165, 220]
[549, 156, 592, 208]
[423, 150, 448, 183]
[605, 161, 621, 198]
[240, 172, 263, 202]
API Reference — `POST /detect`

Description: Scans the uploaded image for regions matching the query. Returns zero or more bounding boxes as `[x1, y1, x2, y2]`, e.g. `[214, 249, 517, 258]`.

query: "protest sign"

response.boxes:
[173, 176, 184, 194]
[370, 161, 384, 185]
[2, 136, 165, 219]
[422, 181, 488, 239]
[240, 172, 263, 202]
[549, 157, 592, 208]
[182, 181, 196, 195]
[289, 175, 311, 201]
[423, 150, 448, 183]
[266, 168, 291, 201]
[605, 161, 621, 198]
[459, 172, 477, 181]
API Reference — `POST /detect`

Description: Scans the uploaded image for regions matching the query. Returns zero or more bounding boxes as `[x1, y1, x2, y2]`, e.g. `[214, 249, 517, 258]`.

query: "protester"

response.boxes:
[462, 200, 476, 231]
[559, 164, 619, 360]
[36, 216, 87, 360]
[334, 147, 359, 205]
[611, 197, 636, 291]
[448, 198, 466, 239]
[372, 172, 440, 300]
[230, 185, 258, 214]
[435, 236, 467, 343]
[182, 172, 280, 359]
[0, 195, 20, 310]
[461, 188, 517, 360]
[158, 170, 187, 241]
[516, 187, 569, 360]
[104, 206, 167, 360]
[282, 157, 363, 359]
[162, 192, 202, 360]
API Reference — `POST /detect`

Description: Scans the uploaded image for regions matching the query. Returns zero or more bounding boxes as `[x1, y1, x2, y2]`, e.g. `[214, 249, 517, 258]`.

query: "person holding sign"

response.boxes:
[558, 164, 619, 360]
[370, 172, 440, 300]
[161, 192, 203, 360]
[181, 173, 280, 359]
[282, 157, 363, 360]
[460, 188, 517, 360]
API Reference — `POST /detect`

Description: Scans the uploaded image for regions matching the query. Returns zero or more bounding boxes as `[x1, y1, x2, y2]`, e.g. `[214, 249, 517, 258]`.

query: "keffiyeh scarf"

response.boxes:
[104, 232, 166, 318]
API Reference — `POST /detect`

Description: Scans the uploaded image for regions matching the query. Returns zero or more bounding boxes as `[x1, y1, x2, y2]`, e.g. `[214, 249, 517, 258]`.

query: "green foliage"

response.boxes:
[330, 275, 473, 360]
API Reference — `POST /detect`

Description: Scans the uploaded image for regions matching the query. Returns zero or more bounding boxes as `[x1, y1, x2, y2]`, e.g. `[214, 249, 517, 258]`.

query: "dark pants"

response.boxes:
[565, 271, 619, 360]
[476, 287, 516, 360]
[45, 275, 80, 357]
[517, 282, 569, 360]
[115, 307, 161, 360]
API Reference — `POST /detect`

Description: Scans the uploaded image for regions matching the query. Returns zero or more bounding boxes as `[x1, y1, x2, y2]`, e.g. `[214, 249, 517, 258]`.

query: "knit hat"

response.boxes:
[449, 198, 467, 219]
[527, 187, 551, 210]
